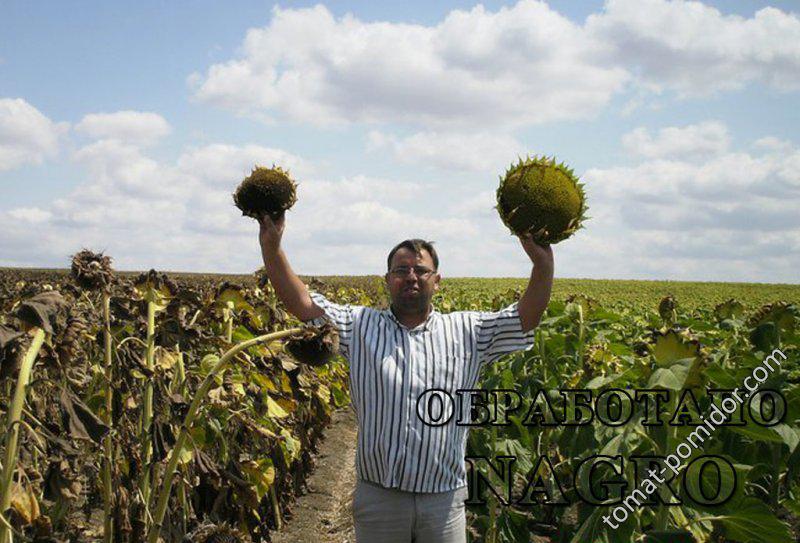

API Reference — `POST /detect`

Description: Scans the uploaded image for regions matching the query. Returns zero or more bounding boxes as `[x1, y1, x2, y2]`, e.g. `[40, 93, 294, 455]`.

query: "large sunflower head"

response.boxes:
[496, 155, 587, 244]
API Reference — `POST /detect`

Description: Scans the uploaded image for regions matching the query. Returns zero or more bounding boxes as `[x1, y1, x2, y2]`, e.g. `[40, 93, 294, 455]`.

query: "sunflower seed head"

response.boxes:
[71, 249, 115, 291]
[285, 321, 340, 366]
[496, 154, 587, 244]
[186, 522, 247, 543]
[233, 165, 298, 220]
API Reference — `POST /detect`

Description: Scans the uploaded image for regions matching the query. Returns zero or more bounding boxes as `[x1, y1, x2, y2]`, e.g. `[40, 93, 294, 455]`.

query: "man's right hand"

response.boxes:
[255, 212, 324, 322]
[258, 212, 285, 257]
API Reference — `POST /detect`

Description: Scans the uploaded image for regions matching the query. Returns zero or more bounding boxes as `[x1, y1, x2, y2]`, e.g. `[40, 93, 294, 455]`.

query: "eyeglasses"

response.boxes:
[389, 266, 436, 279]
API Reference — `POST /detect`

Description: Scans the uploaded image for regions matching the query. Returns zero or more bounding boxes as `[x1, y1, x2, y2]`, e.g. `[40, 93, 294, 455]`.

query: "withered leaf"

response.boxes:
[152, 417, 176, 462]
[223, 461, 260, 510]
[15, 291, 69, 335]
[43, 460, 81, 501]
[168, 392, 189, 420]
[31, 514, 61, 542]
[59, 387, 110, 443]
[279, 355, 298, 373]
[9, 481, 40, 525]
[0, 323, 23, 348]
[131, 356, 155, 378]
[193, 449, 221, 478]
[113, 487, 132, 539]
[0, 323, 24, 379]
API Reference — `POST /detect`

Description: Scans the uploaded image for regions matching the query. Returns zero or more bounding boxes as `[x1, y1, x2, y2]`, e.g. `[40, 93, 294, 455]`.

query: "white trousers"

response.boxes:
[353, 480, 468, 543]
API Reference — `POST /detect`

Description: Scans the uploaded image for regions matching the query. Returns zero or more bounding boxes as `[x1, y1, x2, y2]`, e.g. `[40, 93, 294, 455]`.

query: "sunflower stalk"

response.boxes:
[654, 392, 680, 533]
[270, 484, 282, 530]
[172, 345, 186, 395]
[172, 344, 189, 534]
[0, 328, 47, 543]
[102, 292, 114, 543]
[178, 467, 188, 536]
[138, 299, 157, 526]
[145, 327, 302, 543]
[576, 303, 585, 365]
[174, 358, 190, 533]
[224, 300, 235, 343]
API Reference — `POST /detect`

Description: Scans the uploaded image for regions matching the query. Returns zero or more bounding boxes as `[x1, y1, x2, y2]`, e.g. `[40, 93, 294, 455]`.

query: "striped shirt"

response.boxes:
[305, 291, 536, 493]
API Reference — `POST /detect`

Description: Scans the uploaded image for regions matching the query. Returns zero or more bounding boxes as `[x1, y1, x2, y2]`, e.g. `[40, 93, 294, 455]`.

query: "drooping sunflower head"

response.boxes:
[713, 298, 744, 322]
[566, 293, 598, 316]
[285, 322, 340, 366]
[748, 301, 798, 331]
[658, 295, 678, 323]
[71, 249, 115, 291]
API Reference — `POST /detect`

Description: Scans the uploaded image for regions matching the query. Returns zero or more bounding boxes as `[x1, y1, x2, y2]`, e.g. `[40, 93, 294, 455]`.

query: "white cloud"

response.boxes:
[367, 130, 526, 173]
[6, 207, 52, 223]
[177, 143, 312, 186]
[2, 125, 797, 281]
[590, 143, 799, 203]
[191, 2, 628, 127]
[621, 121, 730, 161]
[191, 1, 800, 128]
[753, 136, 794, 153]
[448, 190, 498, 219]
[72, 139, 176, 199]
[0, 139, 485, 275]
[293, 200, 475, 247]
[568, 124, 800, 281]
[299, 174, 424, 205]
[0, 98, 65, 171]
[75, 111, 171, 146]
[587, 0, 800, 96]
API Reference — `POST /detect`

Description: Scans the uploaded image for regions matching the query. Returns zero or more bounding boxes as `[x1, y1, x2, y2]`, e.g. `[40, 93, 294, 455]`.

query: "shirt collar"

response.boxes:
[386, 304, 439, 333]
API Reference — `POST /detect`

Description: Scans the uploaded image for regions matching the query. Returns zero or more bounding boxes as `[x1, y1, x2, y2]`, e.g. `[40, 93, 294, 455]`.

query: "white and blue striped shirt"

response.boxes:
[306, 291, 536, 493]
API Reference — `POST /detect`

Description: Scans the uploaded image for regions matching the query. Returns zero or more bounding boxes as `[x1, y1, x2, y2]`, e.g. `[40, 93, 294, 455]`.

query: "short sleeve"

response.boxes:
[474, 302, 536, 366]
[305, 291, 358, 360]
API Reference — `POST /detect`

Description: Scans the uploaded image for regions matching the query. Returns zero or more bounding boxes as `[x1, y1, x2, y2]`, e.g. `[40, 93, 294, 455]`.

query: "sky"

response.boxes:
[1, 0, 799, 282]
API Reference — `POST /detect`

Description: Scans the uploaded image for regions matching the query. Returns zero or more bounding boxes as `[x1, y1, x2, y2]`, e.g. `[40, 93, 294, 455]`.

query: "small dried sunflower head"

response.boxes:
[71, 249, 114, 291]
[713, 298, 744, 321]
[285, 322, 340, 366]
[233, 165, 297, 220]
[658, 295, 678, 322]
[186, 522, 247, 543]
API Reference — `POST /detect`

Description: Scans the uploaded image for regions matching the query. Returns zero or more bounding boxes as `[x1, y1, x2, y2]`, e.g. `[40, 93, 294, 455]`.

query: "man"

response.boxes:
[258, 213, 554, 543]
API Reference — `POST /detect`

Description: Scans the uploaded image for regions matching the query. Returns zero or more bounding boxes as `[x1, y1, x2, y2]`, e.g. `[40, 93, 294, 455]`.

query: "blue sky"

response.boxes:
[1, 0, 799, 282]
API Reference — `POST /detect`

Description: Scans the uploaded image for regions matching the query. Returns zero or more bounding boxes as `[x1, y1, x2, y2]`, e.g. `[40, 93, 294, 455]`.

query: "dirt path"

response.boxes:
[272, 407, 357, 543]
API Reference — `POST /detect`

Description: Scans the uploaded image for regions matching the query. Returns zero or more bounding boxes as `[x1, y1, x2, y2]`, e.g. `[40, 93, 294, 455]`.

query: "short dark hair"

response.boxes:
[387, 239, 439, 271]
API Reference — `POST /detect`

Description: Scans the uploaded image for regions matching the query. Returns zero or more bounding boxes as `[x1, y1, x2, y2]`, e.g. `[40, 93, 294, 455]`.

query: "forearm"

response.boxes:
[518, 261, 554, 333]
[261, 247, 324, 321]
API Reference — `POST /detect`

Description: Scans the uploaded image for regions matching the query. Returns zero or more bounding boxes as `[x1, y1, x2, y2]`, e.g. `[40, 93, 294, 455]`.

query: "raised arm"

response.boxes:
[258, 213, 325, 321]
[517, 232, 555, 333]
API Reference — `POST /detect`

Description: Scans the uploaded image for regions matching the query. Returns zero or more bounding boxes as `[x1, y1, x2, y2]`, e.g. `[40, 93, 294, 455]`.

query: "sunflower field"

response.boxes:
[0, 259, 353, 543]
[0, 262, 798, 542]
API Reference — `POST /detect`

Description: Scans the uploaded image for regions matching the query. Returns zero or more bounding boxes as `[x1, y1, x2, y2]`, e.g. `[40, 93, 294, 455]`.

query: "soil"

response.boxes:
[272, 407, 358, 543]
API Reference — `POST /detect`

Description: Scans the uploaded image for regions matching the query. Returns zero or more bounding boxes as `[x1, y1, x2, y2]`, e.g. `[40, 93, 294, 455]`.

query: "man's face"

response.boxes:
[385, 247, 440, 314]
